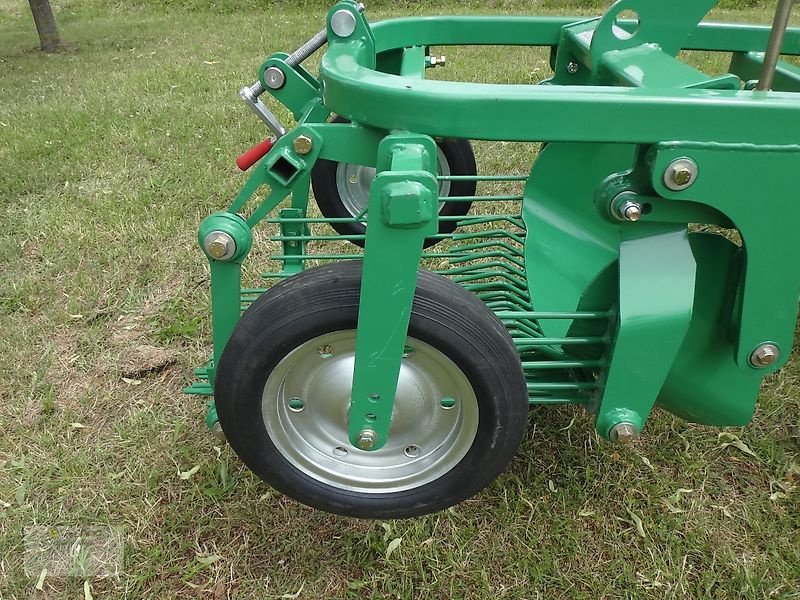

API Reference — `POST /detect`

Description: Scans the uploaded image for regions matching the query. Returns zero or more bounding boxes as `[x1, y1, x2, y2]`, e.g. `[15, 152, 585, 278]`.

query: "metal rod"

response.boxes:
[286, 28, 329, 67]
[757, 0, 795, 90]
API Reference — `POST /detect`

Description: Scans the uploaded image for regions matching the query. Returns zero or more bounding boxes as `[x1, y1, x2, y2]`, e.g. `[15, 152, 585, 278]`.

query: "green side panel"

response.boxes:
[595, 225, 697, 439]
[522, 142, 634, 339]
[658, 233, 762, 426]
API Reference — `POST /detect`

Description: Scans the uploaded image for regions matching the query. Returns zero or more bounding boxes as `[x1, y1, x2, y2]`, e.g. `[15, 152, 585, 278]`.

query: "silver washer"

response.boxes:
[331, 10, 357, 38]
[261, 331, 479, 493]
[334, 146, 452, 219]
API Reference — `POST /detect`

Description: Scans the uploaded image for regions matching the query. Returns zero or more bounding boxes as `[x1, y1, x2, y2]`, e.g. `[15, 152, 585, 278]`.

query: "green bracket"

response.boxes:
[595, 224, 697, 439]
[259, 53, 323, 122]
[348, 134, 438, 451]
[650, 143, 800, 374]
[198, 212, 254, 383]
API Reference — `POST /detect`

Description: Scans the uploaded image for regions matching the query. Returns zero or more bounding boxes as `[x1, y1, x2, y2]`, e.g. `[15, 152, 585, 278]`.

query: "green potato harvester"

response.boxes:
[187, 0, 800, 518]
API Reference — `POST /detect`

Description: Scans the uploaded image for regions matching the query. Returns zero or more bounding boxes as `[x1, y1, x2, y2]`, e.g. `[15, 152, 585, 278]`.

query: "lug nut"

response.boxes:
[610, 422, 639, 444]
[750, 343, 780, 368]
[293, 135, 313, 155]
[663, 158, 698, 191]
[204, 231, 236, 260]
[356, 429, 377, 450]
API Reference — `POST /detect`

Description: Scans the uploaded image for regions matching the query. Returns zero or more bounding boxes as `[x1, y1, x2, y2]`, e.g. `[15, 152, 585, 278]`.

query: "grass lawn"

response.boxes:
[1, 1, 799, 598]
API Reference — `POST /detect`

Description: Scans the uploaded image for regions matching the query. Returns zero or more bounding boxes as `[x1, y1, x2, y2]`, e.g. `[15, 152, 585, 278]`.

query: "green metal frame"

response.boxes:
[189, 0, 800, 449]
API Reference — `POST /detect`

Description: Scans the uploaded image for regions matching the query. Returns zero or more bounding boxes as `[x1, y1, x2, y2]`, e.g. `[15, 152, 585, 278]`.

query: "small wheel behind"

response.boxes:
[310, 117, 477, 248]
[214, 261, 528, 518]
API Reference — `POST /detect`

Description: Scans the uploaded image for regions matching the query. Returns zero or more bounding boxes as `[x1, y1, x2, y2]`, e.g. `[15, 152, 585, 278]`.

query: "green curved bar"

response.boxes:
[322, 44, 800, 143]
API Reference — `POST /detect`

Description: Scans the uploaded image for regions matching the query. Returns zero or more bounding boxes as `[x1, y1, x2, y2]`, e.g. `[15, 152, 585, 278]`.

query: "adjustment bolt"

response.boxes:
[356, 429, 377, 450]
[567, 61, 580, 74]
[264, 66, 286, 90]
[621, 201, 642, 222]
[611, 192, 643, 222]
[427, 55, 446, 67]
[610, 422, 639, 444]
[204, 231, 236, 261]
[663, 158, 698, 191]
[293, 135, 313, 155]
[750, 343, 780, 368]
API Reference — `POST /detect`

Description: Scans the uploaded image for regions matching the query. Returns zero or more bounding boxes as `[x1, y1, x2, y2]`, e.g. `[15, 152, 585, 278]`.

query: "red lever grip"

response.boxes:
[236, 138, 275, 171]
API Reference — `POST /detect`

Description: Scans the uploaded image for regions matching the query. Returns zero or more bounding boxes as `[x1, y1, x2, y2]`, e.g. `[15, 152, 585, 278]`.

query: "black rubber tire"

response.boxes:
[310, 117, 477, 248]
[215, 261, 528, 519]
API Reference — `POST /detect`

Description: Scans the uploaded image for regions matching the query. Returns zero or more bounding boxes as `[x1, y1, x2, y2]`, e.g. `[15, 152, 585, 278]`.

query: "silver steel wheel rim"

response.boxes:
[334, 145, 453, 219]
[262, 330, 479, 493]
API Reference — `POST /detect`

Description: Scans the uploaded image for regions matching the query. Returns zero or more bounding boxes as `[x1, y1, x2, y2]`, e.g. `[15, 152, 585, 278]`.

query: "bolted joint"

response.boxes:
[609, 422, 639, 444]
[566, 61, 580, 74]
[610, 192, 643, 222]
[204, 231, 236, 261]
[264, 66, 286, 90]
[663, 158, 699, 191]
[356, 429, 377, 450]
[425, 55, 446, 68]
[198, 212, 253, 263]
[381, 180, 435, 227]
[750, 343, 780, 368]
[293, 134, 313, 155]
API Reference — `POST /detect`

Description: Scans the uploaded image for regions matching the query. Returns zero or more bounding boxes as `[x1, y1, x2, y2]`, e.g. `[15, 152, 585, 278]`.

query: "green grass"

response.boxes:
[1, 1, 799, 598]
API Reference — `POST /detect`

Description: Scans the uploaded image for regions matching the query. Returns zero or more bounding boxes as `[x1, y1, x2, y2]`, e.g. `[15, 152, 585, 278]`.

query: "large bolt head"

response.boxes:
[356, 429, 377, 450]
[293, 135, 313, 155]
[204, 231, 236, 261]
[566, 61, 580, 74]
[750, 343, 780, 368]
[610, 422, 639, 444]
[264, 66, 286, 90]
[331, 9, 357, 37]
[663, 158, 699, 191]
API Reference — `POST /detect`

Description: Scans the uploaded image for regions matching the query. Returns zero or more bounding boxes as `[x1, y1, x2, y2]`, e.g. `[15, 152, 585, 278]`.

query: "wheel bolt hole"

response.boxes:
[365, 413, 376, 422]
[317, 345, 333, 358]
[333, 446, 348, 457]
[440, 396, 456, 409]
[404, 445, 421, 458]
[288, 397, 305, 412]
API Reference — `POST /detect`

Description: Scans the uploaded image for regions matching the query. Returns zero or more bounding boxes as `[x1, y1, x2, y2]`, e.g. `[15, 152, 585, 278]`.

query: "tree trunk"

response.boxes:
[28, 0, 63, 53]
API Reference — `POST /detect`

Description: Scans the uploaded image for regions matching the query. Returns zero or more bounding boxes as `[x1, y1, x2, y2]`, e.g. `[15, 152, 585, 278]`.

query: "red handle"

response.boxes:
[236, 138, 275, 171]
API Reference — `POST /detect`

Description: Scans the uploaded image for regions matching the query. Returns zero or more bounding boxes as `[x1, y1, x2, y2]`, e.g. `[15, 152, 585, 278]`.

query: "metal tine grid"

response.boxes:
[230, 173, 609, 406]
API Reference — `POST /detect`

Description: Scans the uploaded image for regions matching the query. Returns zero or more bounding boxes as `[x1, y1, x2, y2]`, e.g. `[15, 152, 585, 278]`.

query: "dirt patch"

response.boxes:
[120, 344, 178, 378]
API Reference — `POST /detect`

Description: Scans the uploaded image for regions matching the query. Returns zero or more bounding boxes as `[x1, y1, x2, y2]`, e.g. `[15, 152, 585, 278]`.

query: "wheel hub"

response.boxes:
[262, 330, 478, 493]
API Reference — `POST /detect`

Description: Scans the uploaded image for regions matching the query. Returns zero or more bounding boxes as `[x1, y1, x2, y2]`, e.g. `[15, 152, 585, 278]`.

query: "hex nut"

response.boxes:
[610, 422, 639, 444]
[204, 231, 236, 261]
[663, 158, 698, 191]
[356, 429, 377, 450]
[293, 135, 313, 155]
[750, 343, 780, 368]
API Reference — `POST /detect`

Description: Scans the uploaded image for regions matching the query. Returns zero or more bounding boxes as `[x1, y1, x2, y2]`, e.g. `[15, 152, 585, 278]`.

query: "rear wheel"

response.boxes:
[310, 117, 477, 248]
[214, 261, 528, 518]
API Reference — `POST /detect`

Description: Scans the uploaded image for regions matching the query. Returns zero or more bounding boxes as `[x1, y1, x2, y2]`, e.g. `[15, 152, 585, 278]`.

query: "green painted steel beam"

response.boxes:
[369, 16, 800, 55]
[321, 44, 800, 144]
